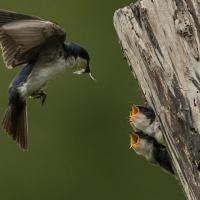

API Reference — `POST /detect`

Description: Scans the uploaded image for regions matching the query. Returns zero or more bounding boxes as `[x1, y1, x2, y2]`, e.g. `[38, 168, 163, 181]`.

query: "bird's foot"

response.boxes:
[31, 91, 47, 105]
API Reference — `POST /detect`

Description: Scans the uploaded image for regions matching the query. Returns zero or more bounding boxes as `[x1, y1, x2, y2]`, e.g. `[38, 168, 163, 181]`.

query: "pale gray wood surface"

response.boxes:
[114, 1, 200, 199]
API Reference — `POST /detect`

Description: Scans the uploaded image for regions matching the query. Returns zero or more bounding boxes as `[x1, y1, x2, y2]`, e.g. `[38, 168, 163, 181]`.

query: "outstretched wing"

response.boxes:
[0, 10, 66, 68]
[0, 9, 41, 26]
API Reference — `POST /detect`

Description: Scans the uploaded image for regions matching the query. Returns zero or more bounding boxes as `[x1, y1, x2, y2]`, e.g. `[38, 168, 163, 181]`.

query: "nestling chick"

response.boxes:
[130, 131, 174, 175]
[129, 105, 165, 145]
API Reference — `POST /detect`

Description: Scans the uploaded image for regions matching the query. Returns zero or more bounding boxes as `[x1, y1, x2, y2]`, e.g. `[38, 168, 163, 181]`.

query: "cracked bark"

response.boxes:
[113, 1, 200, 200]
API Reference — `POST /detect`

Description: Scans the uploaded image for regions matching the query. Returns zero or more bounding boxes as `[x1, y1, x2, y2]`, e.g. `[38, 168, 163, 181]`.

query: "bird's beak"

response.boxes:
[85, 64, 96, 81]
[130, 133, 139, 149]
[73, 69, 96, 81]
[129, 105, 140, 122]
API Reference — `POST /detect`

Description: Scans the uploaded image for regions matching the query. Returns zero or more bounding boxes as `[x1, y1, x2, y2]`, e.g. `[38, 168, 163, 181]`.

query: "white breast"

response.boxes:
[18, 57, 72, 98]
[136, 139, 153, 159]
[35, 58, 66, 81]
[132, 114, 151, 131]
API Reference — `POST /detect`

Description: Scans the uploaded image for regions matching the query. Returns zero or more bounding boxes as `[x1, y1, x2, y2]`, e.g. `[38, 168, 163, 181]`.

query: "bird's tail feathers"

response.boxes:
[2, 101, 28, 150]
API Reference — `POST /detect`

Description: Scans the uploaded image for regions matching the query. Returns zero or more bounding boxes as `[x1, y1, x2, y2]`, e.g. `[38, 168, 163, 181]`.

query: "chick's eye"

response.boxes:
[141, 107, 152, 114]
[140, 107, 147, 113]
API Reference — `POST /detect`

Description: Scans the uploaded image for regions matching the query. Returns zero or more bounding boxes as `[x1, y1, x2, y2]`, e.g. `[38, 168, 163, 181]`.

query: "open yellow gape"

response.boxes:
[130, 133, 139, 149]
[129, 105, 140, 120]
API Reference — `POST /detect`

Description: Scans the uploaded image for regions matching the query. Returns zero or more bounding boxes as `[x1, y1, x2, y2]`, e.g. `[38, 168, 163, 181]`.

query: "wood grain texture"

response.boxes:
[114, 1, 200, 199]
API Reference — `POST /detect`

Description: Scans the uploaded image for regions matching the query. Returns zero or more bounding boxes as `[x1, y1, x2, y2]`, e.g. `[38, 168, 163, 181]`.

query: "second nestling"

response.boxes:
[130, 131, 174, 175]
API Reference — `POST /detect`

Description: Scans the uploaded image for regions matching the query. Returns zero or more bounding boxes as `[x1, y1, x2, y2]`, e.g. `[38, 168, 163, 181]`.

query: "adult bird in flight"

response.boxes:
[0, 10, 93, 149]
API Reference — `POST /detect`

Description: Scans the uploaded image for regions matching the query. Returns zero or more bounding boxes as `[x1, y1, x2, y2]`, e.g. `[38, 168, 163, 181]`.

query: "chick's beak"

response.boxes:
[85, 65, 96, 81]
[130, 133, 139, 149]
[129, 105, 140, 122]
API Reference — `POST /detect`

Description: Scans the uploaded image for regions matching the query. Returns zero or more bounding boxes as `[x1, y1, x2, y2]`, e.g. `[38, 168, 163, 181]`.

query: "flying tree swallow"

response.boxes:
[129, 105, 165, 145]
[130, 131, 174, 175]
[0, 10, 93, 149]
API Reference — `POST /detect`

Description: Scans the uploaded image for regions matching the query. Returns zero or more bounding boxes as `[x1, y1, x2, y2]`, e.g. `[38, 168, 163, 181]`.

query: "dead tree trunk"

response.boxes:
[113, 1, 200, 200]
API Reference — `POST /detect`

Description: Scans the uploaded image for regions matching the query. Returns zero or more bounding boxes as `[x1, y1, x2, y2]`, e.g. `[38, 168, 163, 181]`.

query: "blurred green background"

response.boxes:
[0, 0, 185, 200]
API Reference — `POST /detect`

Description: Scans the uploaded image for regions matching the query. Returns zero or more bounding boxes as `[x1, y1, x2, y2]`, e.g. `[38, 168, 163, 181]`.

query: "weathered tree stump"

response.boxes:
[113, 1, 200, 199]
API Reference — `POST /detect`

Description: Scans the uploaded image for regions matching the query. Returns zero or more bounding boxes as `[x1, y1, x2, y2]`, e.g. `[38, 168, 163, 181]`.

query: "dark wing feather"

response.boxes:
[0, 9, 41, 26]
[0, 11, 66, 68]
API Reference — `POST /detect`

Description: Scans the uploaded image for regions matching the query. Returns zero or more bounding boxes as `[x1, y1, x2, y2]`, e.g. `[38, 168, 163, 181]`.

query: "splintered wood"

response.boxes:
[114, 1, 200, 199]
